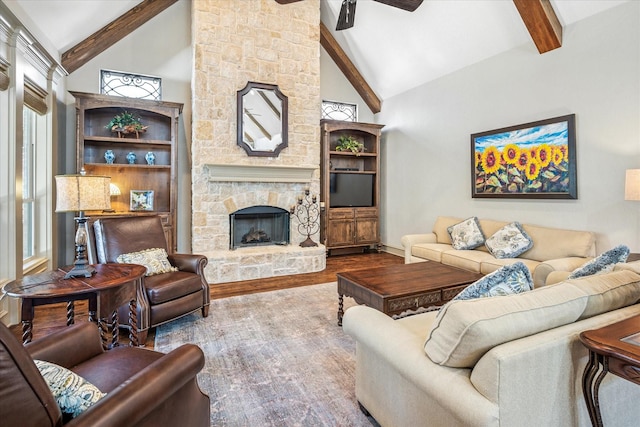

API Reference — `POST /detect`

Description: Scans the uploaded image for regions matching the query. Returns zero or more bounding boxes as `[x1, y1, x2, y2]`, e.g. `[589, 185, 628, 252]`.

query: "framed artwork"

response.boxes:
[471, 114, 577, 199]
[130, 190, 154, 211]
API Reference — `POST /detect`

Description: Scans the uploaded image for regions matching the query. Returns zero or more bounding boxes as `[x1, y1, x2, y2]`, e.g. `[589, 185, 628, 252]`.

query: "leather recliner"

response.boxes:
[92, 215, 210, 345]
[0, 320, 210, 426]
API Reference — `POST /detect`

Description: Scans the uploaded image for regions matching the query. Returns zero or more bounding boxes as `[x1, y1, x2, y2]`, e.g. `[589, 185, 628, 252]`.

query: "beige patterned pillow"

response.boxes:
[116, 248, 178, 276]
[35, 360, 105, 418]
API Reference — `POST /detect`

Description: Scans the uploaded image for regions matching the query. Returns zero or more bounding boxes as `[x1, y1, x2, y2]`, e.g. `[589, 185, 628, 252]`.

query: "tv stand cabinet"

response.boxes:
[320, 120, 384, 255]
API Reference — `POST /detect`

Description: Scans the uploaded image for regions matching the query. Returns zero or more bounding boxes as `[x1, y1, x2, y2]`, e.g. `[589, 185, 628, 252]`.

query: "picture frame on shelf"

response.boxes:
[130, 190, 154, 211]
[471, 114, 577, 199]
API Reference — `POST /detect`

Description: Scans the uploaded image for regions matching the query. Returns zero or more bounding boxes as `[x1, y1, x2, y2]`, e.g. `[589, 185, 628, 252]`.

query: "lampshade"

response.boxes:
[109, 183, 122, 196]
[625, 169, 640, 201]
[55, 173, 111, 212]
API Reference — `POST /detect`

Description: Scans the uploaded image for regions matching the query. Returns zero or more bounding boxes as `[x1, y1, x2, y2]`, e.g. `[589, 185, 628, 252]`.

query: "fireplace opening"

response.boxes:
[230, 205, 290, 250]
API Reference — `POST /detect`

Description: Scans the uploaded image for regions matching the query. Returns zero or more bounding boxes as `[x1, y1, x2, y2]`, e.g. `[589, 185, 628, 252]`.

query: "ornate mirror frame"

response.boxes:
[237, 81, 288, 157]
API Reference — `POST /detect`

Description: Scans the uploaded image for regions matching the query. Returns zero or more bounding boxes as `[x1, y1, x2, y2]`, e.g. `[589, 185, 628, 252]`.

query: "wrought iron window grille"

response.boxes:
[321, 100, 357, 122]
[100, 69, 162, 100]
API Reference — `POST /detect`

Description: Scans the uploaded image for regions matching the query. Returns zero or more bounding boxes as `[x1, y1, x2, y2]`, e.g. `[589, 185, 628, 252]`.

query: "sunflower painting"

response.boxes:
[471, 114, 577, 199]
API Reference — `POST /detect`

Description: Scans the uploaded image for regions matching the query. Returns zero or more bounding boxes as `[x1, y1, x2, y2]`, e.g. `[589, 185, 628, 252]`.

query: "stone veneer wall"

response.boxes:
[191, 0, 324, 283]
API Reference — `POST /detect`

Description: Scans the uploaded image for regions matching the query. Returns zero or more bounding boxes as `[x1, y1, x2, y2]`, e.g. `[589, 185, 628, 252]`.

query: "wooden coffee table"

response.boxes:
[336, 262, 483, 325]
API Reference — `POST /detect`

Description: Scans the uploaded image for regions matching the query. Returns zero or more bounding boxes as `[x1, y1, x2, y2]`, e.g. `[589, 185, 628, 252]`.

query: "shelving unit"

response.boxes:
[71, 91, 183, 252]
[320, 119, 384, 255]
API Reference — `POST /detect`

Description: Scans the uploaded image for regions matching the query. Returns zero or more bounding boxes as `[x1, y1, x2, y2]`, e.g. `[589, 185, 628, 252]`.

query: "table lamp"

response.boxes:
[625, 169, 640, 201]
[55, 169, 111, 278]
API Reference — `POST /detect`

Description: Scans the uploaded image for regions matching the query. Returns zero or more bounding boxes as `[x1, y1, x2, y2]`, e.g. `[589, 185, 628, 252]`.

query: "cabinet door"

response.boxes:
[327, 219, 355, 247]
[355, 218, 378, 244]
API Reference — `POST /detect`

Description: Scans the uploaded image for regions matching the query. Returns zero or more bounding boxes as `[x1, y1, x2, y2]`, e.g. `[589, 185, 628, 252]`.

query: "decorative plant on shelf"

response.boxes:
[105, 110, 148, 138]
[335, 135, 365, 155]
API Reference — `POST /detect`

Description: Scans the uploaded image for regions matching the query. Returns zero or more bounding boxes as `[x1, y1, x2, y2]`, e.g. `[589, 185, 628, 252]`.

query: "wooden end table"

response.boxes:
[2, 263, 146, 349]
[579, 315, 640, 427]
[336, 262, 483, 325]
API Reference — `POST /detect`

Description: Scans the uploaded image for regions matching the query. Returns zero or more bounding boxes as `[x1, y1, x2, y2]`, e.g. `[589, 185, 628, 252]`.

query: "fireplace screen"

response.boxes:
[230, 205, 290, 249]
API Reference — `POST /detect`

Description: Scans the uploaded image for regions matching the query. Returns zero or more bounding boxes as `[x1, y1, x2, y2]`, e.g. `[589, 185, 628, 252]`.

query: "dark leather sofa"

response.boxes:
[0, 320, 210, 426]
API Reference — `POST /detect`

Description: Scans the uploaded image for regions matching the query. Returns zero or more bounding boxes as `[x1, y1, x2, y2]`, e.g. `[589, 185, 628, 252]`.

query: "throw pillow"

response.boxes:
[34, 360, 105, 418]
[484, 222, 533, 259]
[447, 217, 485, 250]
[116, 248, 178, 276]
[451, 261, 533, 301]
[568, 244, 630, 279]
[424, 281, 588, 368]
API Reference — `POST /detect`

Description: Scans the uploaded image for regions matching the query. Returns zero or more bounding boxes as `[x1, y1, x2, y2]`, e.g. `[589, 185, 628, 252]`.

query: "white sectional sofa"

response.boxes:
[343, 264, 640, 427]
[401, 216, 596, 287]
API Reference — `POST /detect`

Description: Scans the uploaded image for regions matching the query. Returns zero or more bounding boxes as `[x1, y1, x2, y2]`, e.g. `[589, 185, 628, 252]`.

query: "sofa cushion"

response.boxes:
[480, 258, 540, 276]
[571, 270, 640, 320]
[424, 282, 588, 368]
[447, 217, 486, 250]
[615, 260, 640, 274]
[441, 249, 496, 273]
[452, 262, 533, 301]
[569, 245, 630, 279]
[519, 223, 596, 261]
[34, 359, 105, 418]
[485, 222, 533, 259]
[116, 247, 179, 276]
[411, 243, 453, 263]
[432, 216, 463, 244]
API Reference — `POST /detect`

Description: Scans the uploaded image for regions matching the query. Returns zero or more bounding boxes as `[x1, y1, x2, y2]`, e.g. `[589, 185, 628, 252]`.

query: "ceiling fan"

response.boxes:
[275, 0, 424, 31]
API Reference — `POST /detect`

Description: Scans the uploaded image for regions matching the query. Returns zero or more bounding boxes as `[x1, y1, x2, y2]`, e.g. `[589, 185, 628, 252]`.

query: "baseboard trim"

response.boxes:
[381, 244, 403, 258]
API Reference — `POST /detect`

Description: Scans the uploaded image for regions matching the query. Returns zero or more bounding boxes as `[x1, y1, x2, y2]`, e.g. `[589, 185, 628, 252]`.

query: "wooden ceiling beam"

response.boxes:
[61, 0, 178, 74]
[512, 0, 562, 54]
[320, 21, 381, 114]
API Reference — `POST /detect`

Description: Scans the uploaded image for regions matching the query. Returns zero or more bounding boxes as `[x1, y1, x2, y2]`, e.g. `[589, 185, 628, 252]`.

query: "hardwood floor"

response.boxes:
[8, 252, 403, 350]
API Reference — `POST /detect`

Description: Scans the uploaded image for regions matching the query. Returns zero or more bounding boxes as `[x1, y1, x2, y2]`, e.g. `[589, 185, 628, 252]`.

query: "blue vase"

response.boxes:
[104, 149, 115, 164]
[145, 151, 155, 165]
[126, 152, 136, 164]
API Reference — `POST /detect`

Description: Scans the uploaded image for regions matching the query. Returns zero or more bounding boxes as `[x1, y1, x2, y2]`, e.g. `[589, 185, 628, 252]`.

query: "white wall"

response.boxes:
[320, 48, 374, 123]
[377, 2, 640, 254]
[64, 0, 193, 251]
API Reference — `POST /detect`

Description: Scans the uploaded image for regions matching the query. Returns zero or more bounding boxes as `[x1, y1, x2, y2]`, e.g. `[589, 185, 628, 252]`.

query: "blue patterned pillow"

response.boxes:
[452, 262, 533, 301]
[568, 245, 630, 279]
[447, 217, 485, 250]
[34, 360, 106, 418]
[485, 222, 533, 259]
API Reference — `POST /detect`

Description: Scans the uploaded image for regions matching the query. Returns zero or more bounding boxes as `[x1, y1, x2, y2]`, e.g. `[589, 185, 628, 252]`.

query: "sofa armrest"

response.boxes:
[532, 257, 592, 287]
[168, 253, 208, 274]
[27, 322, 104, 368]
[343, 306, 497, 426]
[400, 233, 437, 263]
[544, 270, 571, 285]
[66, 344, 207, 427]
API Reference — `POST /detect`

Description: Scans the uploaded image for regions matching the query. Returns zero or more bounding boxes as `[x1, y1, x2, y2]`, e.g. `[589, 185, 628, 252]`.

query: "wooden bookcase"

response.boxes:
[320, 120, 384, 255]
[71, 91, 183, 252]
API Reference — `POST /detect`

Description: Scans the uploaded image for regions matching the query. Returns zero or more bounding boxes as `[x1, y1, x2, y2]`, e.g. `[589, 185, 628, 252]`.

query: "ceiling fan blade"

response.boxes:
[274, 0, 303, 4]
[372, 0, 423, 12]
[336, 0, 357, 31]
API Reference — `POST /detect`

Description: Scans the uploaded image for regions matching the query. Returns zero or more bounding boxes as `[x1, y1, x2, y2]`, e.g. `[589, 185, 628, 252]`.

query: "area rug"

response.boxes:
[155, 282, 378, 427]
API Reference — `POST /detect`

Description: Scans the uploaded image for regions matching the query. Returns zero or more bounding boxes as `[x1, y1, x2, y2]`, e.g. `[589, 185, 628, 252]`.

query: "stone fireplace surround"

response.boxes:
[191, 0, 322, 284]
[199, 164, 325, 284]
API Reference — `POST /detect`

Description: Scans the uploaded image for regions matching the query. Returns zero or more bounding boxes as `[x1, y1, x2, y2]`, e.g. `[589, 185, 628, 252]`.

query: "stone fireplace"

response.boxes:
[190, 1, 323, 284]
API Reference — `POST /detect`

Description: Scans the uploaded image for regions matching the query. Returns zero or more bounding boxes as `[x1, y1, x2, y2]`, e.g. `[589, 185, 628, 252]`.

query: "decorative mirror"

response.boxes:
[237, 82, 288, 157]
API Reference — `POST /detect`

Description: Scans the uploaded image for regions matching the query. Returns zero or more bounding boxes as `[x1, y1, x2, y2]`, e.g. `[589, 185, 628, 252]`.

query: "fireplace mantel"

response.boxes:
[205, 164, 316, 183]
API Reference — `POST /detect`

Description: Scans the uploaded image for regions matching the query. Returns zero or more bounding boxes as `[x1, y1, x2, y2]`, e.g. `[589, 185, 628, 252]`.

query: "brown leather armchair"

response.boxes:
[0, 320, 210, 426]
[92, 215, 210, 345]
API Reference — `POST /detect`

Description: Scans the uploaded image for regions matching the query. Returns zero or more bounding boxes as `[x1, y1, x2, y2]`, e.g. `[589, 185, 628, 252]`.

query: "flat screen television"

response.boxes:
[329, 173, 374, 208]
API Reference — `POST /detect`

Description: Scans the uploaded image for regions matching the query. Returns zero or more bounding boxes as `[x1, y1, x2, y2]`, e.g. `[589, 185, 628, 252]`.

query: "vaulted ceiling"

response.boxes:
[8, 0, 630, 113]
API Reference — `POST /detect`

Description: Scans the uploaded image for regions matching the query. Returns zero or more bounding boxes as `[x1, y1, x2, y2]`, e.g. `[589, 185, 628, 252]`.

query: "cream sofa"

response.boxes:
[343, 264, 640, 427]
[401, 216, 596, 287]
